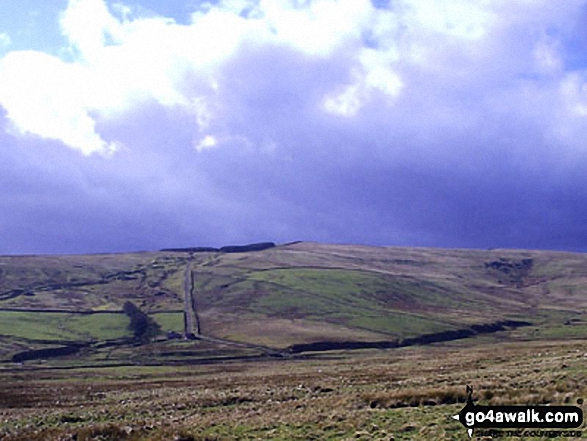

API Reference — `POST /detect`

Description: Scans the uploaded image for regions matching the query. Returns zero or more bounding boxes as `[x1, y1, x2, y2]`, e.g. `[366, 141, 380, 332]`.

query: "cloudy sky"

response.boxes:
[1, 0, 587, 254]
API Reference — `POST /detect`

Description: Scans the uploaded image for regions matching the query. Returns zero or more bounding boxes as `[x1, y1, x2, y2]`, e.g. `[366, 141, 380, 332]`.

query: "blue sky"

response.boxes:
[1, 0, 587, 254]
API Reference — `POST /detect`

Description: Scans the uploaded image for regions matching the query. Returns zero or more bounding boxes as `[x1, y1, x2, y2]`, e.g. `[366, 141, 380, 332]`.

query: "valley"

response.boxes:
[0, 242, 586, 439]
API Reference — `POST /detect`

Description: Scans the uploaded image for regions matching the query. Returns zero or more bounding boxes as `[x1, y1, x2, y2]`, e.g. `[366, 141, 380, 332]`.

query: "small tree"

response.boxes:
[122, 301, 161, 343]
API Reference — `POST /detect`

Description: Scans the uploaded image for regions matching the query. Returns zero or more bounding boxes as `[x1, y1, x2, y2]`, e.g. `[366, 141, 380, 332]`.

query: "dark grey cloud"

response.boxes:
[2, 1, 587, 254]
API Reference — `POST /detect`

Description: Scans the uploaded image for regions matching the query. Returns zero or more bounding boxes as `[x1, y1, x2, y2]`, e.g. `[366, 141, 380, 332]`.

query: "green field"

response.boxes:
[0, 311, 130, 342]
[151, 312, 184, 333]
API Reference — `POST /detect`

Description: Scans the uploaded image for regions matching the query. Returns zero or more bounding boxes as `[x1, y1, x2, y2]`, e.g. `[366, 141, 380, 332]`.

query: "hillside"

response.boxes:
[1, 242, 586, 366]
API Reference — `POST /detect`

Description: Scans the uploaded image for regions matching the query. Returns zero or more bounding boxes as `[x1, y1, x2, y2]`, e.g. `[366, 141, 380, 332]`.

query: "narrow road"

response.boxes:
[183, 259, 201, 337]
[182, 258, 285, 356]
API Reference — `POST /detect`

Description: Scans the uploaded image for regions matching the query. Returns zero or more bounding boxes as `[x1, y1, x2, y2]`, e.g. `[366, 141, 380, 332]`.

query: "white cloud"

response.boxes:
[195, 135, 217, 151]
[194, 133, 254, 152]
[533, 39, 563, 74]
[0, 33, 10, 49]
[323, 83, 363, 116]
[560, 73, 587, 117]
[258, 0, 373, 56]
[0, 51, 115, 155]
[320, 0, 498, 116]
[404, 0, 493, 40]
[60, 0, 125, 60]
[0, 0, 585, 155]
[322, 53, 402, 117]
[0, 0, 231, 155]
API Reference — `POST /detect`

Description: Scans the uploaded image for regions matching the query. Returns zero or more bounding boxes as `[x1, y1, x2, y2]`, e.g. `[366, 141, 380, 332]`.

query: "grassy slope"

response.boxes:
[187, 242, 587, 346]
[1, 242, 587, 360]
[1, 339, 585, 440]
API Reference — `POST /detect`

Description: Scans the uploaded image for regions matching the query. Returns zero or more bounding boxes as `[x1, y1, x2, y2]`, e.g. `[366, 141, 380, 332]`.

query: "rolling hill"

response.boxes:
[1, 241, 586, 366]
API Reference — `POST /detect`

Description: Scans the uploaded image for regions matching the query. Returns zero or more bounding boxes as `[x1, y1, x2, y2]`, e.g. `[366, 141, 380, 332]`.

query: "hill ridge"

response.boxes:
[1, 242, 586, 366]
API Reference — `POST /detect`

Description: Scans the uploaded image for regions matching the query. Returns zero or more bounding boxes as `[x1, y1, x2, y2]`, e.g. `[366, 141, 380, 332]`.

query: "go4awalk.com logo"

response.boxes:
[452, 386, 584, 438]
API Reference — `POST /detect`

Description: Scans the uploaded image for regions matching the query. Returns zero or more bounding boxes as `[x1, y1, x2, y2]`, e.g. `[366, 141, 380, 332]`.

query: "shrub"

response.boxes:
[122, 301, 160, 343]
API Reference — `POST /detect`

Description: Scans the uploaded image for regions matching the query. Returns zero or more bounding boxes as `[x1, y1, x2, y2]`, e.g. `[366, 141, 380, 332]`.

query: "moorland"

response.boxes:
[0, 242, 585, 440]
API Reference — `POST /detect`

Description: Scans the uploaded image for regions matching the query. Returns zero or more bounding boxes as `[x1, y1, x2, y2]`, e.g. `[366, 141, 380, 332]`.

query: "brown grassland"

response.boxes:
[0, 242, 586, 439]
[0, 338, 585, 440]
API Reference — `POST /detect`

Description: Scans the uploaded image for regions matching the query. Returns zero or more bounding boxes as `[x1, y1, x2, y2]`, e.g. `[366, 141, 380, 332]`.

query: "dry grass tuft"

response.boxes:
[363, 386, 467, 409]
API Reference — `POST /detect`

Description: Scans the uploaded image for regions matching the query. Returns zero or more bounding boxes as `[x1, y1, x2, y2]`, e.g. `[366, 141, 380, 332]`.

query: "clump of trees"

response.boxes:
[122, 301, 160, 343]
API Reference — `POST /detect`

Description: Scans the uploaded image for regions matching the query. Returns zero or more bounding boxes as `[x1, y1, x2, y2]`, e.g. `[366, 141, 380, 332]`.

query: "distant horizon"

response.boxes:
[2, 1, 587, 255]
[2, 239, 587, 257]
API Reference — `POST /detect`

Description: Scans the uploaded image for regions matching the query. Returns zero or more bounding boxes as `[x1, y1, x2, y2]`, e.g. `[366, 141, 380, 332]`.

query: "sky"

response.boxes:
[1, 0, 587, 254]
